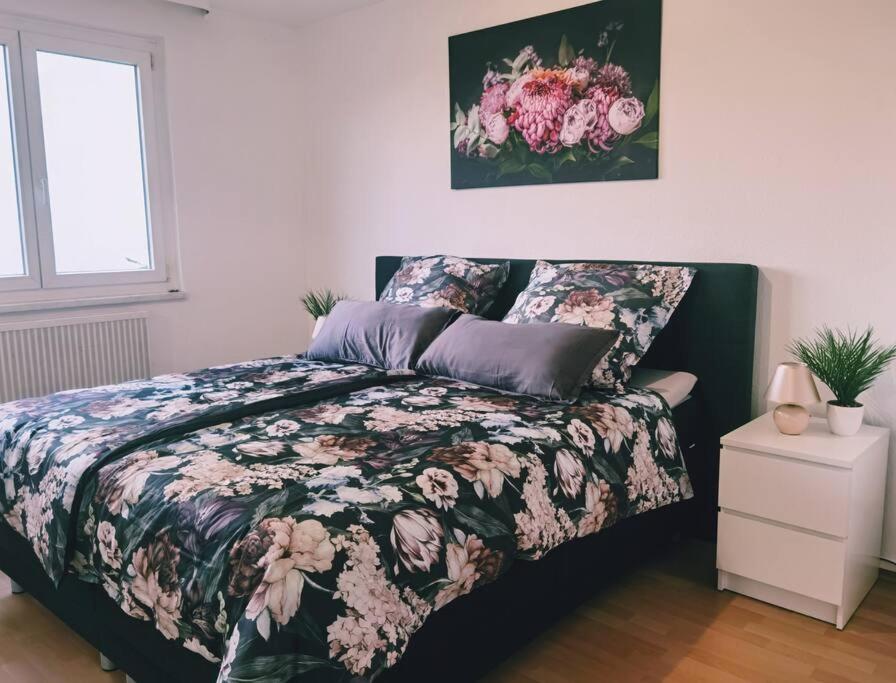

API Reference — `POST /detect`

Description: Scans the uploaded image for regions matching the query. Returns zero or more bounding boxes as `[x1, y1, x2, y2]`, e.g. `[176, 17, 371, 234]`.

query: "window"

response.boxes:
[0, 16, 177, 301]
[0, 32, 29, 284]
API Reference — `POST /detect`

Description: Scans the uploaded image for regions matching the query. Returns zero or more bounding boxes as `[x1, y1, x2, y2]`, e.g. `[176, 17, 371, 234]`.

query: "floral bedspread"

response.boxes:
[0, 356, 391, 582]
[63, 375, 692, 682]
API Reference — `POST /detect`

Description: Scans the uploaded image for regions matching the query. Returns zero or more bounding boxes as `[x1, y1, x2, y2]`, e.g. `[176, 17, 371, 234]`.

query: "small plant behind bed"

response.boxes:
[302, 289, 345, 340]
[788, 326, 896, 435]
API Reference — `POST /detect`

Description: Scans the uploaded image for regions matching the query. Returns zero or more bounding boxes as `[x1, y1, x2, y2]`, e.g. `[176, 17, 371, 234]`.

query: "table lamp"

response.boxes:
[765, 362, 821, 435]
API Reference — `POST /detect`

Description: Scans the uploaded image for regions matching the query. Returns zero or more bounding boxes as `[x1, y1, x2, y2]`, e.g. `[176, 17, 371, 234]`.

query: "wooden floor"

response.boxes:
[2, 542, 895, 682]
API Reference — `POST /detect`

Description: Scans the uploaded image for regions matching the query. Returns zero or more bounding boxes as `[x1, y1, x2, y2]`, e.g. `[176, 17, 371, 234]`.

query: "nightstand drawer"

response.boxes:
[717, 511, 845, 604]
[719, 447, 850, 537]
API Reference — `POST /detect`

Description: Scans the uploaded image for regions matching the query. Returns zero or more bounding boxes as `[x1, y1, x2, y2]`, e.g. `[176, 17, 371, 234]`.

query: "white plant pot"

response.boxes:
[826, 402, 864, 436]
[311, 316, 327, 341]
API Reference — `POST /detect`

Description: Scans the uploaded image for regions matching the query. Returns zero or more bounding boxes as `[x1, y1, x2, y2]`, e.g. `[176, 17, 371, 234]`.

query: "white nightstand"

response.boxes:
[716, 413, 890, 629]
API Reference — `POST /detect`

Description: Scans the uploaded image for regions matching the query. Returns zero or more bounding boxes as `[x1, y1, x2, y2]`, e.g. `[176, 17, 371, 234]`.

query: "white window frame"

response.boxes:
[0, 13, 180, 306]
[0, 28, 41, 293]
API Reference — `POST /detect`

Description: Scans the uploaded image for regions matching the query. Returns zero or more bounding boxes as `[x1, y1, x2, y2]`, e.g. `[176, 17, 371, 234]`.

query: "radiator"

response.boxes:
[0, 313, 151, 403]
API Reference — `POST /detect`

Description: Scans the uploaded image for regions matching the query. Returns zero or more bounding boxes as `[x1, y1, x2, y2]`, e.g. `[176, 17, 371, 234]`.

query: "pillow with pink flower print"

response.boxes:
[503, 261, 696, 390]
[380, 255, 510, 314]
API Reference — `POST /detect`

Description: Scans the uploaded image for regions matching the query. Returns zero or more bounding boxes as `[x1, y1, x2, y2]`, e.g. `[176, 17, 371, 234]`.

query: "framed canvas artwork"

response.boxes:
[449, 0, 662, 189]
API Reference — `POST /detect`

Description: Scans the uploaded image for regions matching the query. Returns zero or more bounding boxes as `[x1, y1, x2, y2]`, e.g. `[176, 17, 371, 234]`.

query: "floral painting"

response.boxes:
[449, 0, 662, 189]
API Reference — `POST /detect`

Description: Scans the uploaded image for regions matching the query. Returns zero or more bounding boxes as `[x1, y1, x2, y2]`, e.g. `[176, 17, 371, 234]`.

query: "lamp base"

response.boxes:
[773, 403, 810, 435]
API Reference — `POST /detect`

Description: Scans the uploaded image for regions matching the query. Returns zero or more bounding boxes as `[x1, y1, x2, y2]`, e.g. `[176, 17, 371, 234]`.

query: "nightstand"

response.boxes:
[716, 413, 890, 629]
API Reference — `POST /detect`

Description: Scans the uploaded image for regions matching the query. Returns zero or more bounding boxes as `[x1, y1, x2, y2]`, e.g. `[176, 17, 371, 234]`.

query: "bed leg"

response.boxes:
[9, 580, 25, 595]
[99, 653, 118, 672]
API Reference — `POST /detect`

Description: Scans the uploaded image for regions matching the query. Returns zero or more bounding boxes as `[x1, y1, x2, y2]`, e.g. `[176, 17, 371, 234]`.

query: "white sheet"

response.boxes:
[629, 368, 698, 408]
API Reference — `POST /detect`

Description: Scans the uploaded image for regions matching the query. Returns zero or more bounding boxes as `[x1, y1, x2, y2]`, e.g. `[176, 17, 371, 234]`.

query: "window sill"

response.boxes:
[0, 290, 187, 315]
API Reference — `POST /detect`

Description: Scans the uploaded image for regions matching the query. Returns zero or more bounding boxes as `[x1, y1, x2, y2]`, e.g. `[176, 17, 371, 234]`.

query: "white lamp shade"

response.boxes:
[765, 362, 821, 405]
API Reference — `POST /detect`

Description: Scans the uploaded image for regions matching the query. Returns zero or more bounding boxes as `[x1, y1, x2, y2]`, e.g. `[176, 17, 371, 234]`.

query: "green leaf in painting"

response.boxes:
[555, 148, 577, 168]
[558, 34, 575, 67]
[602, 155, 635, 180]
[633, 132, 659, 149]
[479, 143, 500, 159]
[643, 81, 659, 126]
[496, 159, 526, 179]
[527, 164, 553, 181]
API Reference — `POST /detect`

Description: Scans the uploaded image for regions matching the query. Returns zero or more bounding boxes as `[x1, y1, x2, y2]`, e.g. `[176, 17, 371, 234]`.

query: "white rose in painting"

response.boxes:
[484, 112, 510, 145]
[559, 99, 598, 147]
[510, 45, 541, 76]
[608, 97, 646, 136]
[566, 66, 591, 93]
[452, 104, 483, 156]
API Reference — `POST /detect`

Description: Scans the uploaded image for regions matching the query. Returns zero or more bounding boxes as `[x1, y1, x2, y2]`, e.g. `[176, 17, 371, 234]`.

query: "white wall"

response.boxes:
[0, 0, 309, 372]
[296, 0, 896, 558]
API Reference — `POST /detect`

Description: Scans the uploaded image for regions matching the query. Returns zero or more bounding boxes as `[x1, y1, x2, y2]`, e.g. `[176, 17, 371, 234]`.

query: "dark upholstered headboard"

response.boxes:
[376, 257, 758, 442]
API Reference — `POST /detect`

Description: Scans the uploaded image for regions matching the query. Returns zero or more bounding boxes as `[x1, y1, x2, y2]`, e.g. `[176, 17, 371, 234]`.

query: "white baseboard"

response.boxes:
[880, 558, 896, 574]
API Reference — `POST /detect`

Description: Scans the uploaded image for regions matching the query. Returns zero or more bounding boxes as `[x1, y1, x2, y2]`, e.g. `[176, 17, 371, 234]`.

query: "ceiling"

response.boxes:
[209, 0, 384, 27]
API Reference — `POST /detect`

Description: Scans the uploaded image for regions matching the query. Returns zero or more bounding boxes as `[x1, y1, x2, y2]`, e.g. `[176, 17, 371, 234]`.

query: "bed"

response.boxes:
[0, 257, 758, 683]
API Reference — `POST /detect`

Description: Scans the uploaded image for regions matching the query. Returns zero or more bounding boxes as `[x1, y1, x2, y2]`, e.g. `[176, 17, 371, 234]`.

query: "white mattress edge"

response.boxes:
[629, 368, 698, 409]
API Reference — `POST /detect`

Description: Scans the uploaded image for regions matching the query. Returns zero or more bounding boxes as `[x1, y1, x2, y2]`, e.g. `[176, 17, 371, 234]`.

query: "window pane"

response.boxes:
[0, 45, 26, 278]
[37, 50, 152, 274]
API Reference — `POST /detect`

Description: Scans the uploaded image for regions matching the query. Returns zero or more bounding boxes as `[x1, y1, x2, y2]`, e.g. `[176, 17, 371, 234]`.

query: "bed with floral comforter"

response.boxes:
[0, 357, 691, 683]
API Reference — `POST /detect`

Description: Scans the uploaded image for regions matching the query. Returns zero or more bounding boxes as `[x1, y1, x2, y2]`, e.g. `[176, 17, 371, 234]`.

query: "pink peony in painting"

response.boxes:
[450, 0, 661, 189]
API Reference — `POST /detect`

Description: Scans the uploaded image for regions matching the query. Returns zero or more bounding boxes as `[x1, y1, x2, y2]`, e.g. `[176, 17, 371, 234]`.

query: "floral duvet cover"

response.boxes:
[0, 356, 392, 582]
[1, 357, 692, 683]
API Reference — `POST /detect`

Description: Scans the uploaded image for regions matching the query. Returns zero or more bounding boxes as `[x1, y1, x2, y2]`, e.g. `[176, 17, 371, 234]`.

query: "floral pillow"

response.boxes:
[503, 261, 696, 390]
[380, 255, 510, 314]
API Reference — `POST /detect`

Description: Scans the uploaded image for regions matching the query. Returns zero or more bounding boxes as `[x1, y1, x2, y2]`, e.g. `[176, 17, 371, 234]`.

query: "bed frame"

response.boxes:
[0, 257, 758, 683]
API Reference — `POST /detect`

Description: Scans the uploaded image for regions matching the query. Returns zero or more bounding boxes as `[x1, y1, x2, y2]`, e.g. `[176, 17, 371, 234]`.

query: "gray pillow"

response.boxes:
[416, 315, 619, 402]
[306, 300, 458, 370]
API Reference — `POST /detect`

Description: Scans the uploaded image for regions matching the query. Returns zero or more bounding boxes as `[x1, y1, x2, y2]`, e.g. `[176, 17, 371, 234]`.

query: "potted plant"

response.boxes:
[788, 327, 896, 436]
[301, 289, 345, 340]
